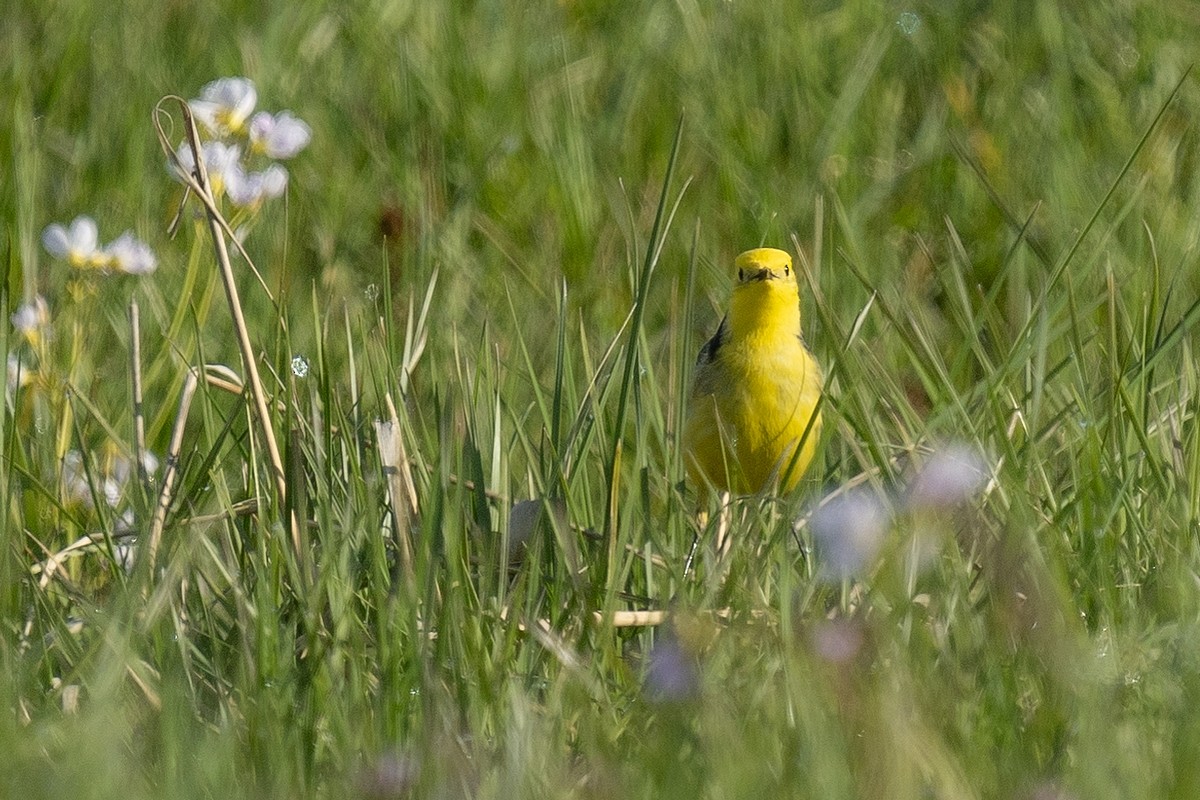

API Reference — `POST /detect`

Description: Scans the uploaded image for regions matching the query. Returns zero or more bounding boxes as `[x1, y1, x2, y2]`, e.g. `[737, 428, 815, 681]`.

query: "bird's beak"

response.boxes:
[745, 267, 774, 283]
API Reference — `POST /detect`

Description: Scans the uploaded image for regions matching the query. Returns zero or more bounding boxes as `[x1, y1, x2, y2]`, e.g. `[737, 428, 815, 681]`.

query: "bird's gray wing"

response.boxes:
[696, 315, 729, 366]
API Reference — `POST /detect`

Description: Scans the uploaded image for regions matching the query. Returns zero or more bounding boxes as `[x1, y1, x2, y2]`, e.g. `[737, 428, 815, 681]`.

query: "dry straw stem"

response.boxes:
[145, 368, 198, 567]
[52, 357, 298, 574]
[153, 96, 298, 554]
[376, 393, 417, 591]
[499, 607, 667, 632]
[142, 365, 269, 568]
[31, 494, 255, 579]
[598, 609, 668, 627]
[512, 608, 764, 632]
[31, 528, 135, 582]
[129, 299, 148, 484]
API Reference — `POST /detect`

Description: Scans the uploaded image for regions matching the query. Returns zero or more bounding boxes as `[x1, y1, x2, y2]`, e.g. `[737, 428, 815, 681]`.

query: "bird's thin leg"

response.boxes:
[683, 508, 707, 579]
[715, 491, 732, 560]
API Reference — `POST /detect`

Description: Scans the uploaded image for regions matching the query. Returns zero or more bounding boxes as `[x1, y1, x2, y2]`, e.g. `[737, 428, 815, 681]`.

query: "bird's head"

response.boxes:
[734, 247, 795, 287]
[729, 248, 801, 334]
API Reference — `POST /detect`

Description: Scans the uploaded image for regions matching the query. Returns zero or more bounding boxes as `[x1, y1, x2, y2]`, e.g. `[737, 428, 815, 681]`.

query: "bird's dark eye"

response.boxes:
[785, 264, 790, 276]
[738, 268, 744, 281]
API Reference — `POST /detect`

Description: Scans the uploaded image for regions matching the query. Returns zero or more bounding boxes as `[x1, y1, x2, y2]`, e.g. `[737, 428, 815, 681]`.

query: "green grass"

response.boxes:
[5, 1, 1200, 797]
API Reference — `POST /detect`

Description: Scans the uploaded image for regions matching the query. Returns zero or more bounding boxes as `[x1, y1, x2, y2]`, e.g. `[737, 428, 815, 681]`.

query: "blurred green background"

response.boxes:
[8, 1, 1196, 357]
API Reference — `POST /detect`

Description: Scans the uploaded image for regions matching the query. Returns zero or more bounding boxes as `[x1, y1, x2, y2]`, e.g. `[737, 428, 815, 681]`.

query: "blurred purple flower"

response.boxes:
[644, 628, 699, 703]
[6, 353, 34, 402]
[809, 488, 890, 580]
[810, 619, 865, 664]
[909, 444, 990, 508]
[171, 140, 243, 193]
[355, 749, 418, 800]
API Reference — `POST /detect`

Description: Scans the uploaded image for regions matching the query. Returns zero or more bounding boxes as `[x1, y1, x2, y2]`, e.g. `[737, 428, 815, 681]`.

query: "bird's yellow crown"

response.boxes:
[734, 247, 795, 284]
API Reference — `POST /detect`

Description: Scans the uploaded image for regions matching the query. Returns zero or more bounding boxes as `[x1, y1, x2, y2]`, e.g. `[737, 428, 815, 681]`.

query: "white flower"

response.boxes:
[189, 77, 257, 137]
[808, 488, 890, 580]
[173, 140, 288, 208]
[172, 140, 251, 205]
[41, 217, 156, 277]
[64, 451, 121, 508]
[11, 295, 49, 336]
[226, 163, 288, 207]
[249, 111, 312, 158]
[113, 535, 137, 572]
[42, 216, 103, 267]
[172, 140, 242, 185]
[62, 451, 93, 506]
[61, 449, 157, 509]
[112, 451, 159, 486]
[7, 353, 33, 399]
[103, 233, 157, 275]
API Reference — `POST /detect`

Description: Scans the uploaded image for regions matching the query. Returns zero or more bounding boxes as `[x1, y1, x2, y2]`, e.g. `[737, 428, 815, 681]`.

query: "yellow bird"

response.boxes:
[684, 247, 822, 495]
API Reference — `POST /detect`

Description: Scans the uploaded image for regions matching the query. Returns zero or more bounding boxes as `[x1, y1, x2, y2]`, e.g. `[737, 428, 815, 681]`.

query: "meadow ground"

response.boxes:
[4, 1, 1200, 798]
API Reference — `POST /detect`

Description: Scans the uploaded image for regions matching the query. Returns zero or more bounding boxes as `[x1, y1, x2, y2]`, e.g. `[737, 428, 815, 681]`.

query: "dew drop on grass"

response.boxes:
[896, 11, 920, 35]
[291, 355, 310, 378]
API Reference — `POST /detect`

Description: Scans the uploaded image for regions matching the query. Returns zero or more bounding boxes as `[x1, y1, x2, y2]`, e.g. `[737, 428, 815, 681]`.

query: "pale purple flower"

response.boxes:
[189, 77, 257, 137]
[809, 488, 890, 580]
[42, 216, 103, 267]
[810, 619, 865, 664]
[644, 628, 699, 703]
[178, 79, 305, 209]
[355, 750, 418, 799]
[249, 111, 311, 158]
[909, 444, 990, 508]
[113, 534, 137, 572]
[103, 233, 157, 275]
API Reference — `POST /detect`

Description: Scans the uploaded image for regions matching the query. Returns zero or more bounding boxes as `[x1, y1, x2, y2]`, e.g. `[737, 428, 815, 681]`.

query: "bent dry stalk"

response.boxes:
[154, 95, 299, 557]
